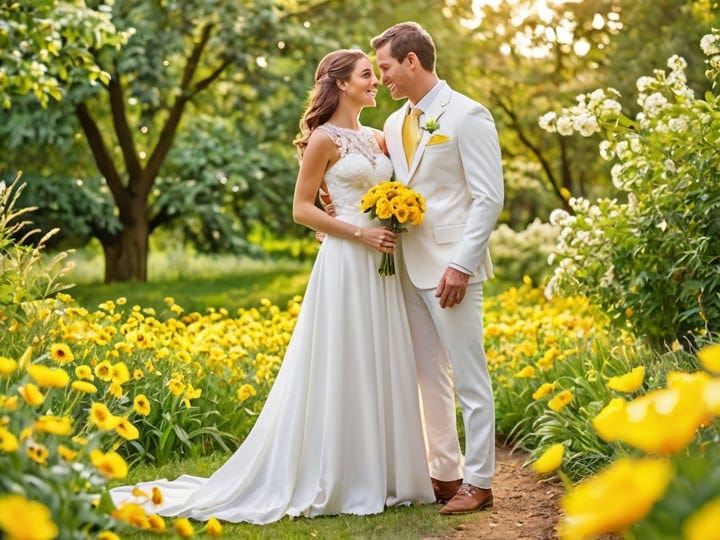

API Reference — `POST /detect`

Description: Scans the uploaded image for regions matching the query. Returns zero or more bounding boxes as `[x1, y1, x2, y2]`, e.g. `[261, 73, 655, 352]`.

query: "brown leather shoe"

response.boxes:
[438, 483, 493, 515]
[431, 477, 463, 504]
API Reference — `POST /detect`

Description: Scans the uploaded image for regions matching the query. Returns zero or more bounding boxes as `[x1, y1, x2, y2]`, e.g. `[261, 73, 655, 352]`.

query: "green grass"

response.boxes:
[114, 454, 478, 539]
[65, 258, 312, 313]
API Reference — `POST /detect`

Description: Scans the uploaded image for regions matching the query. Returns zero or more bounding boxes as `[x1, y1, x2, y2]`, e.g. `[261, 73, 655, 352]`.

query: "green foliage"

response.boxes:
[0, 175, 73, 305]
[543, 30, 720, 348]
[0, 0, 130, 109]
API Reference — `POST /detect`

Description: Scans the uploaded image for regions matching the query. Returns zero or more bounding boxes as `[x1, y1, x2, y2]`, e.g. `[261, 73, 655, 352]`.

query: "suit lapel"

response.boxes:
[407, 86, 452, 179]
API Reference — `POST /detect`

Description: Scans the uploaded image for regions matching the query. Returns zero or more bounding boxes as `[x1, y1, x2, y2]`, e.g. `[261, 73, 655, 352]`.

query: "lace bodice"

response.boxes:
[319, 124, 393, 218]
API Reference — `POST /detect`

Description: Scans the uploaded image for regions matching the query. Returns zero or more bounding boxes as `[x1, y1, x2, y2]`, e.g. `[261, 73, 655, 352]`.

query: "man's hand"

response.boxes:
[435, 267, 470, 308]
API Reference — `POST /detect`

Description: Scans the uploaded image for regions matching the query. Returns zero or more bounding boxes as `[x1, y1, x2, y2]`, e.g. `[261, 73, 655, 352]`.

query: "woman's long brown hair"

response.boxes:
[293, 49, 367, 158]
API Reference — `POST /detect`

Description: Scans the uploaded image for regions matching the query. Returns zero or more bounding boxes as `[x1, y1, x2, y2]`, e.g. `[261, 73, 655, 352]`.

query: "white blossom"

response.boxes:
[538, 111, 557, 132]
[556, 116, 575, 136]
[700, 33, 720, 56]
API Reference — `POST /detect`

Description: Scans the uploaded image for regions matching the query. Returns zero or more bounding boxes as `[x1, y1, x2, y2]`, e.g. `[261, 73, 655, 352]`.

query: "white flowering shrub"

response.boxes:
[490, 219, 559, 285]
[542, 30, 720, 348]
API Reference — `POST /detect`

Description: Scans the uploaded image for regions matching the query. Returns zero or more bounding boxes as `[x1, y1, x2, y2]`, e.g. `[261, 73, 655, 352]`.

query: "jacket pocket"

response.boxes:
[433, 224, 465, 244]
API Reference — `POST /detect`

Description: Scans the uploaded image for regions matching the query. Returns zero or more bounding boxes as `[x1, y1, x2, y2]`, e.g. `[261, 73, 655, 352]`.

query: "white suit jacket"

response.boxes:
[384, 83, 504, 289]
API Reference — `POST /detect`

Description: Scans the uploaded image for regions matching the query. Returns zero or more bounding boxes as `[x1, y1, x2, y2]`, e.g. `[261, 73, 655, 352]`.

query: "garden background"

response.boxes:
[1, 1, 719, 538]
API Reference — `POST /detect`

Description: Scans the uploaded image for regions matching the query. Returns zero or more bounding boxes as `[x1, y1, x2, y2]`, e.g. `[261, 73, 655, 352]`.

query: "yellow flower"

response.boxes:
[134, 394, 151, 416]
[112, 502, 149, 528]
[94, 360, 113, 381]
[173, 517, 195, 537]
[532, 443, 564, 474]
[698, 343, 720, 374]
[0, 427, 19, 452]
[89, 402, 121, 431]
[90, 449, 128, 479]
[532, 382, 557, 400]
[591, 398, 627, 442]
[111, 361, 131, 384]
[703, 379, 720, 415]
[74, 365, 94, 380]
[34, 415, 73, 436]
[152, 486, 163, 506]
[0, 356, 17, 376]
[18, 345, 33, 369]
[148, 514, 167, 533]
[0, 395, 18, 411]
[608, 365, 645, 393]
[682, 496, 720, 540]
[50, 343, 74, 365]
[559, 457, 672, 540]
[205, 517, 223, 537]
[58, 444, 77, 461]
[514, 366, 537, 379]
[19, 383, 45, 407]
[107, 382, 124, 398]
[115, 417, 140, 440]
[167, 377, 185, 396]
[237, 383, 257, 402]
[27, 364, 70, 388]
[97, 531, 121, 540]
[28, 442, 49, 465]
[71, 380, 98, 394]
[0, 494, 58, 540]
[548, 390, 573, 412]
[183, 383, 202, 408]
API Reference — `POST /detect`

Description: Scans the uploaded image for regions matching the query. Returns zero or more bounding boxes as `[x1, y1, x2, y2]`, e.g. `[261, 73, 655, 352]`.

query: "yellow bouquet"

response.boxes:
[360, 181, 426, 276]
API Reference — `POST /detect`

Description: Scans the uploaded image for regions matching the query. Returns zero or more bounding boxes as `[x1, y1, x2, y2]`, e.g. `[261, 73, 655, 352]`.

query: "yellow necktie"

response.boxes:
[402, 107, 422, 167]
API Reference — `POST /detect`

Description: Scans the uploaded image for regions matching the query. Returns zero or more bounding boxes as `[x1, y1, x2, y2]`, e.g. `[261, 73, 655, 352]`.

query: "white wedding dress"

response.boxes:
[110, 124, 435, 524]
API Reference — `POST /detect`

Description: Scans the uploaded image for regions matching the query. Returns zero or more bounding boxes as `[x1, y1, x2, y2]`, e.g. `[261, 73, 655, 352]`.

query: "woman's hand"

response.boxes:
[356, 226, 397, 254]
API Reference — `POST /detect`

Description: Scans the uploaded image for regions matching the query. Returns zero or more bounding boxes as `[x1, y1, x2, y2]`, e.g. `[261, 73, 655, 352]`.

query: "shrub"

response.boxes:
[541, 30, 720, 349]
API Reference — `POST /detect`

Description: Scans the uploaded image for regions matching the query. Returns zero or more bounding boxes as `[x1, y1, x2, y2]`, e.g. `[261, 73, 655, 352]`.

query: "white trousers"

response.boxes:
[400, 263, 495, 489]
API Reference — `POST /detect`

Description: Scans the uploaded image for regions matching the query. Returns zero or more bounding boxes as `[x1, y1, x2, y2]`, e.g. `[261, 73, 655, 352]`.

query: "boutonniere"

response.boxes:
[421, 117, 441, 134]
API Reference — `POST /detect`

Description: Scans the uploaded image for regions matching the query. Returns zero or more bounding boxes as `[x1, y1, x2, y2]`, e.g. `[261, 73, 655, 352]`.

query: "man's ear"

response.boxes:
[405, 52, 419, 69]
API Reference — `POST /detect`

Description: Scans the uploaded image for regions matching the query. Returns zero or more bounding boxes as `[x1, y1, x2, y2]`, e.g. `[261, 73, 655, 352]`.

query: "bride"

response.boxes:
[109, 49, 435, 524]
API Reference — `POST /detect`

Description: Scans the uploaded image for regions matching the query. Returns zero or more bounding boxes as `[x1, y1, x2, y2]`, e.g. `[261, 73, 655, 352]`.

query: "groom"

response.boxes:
[371, 22, 504, 515]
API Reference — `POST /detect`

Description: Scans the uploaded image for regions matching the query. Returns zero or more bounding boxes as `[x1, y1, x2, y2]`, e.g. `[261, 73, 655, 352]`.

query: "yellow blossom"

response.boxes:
[532, 443, 564, 474]
[34, 415, 73, 436]
[148, 514, 167, 533]
[115, 417, 140, 440]
[71, 380, 98, 394]
[559, 458, 672, 540]
[134, 394, 151, 416]
[174, 517, 195, 537]
[74, 365, 94, 380]
[548, 390, 573, 412]
[698, 343, 720, 374]
[18, 345, 33, 369]
[205, 517, 223, 537]
[608, 366, 645, 393]
[49, 343, 74, 365]
[91, 449, 128, 479]
[0, 395, 18, 411]
[703, 379, 720, 415]
[27, 364, 70, 388]
[94, 360, 113, 381]
[97, 531, 121, 540]
[0, 427, 19, 452]
[58, 445, 77, 461]
[107, 382, 124, 398]
[237, 383, 257, 402]
[682, 496, 720, 540]
[112, 502, 149, 528]
[0, 494, 58, 540]
[0, 356, 17, 376]
[89, 402, 121, 431]
[19, 383, 45, 407]
[183, 383, 202, 408]
[27, 442, 49, 465]
[592, 398, 627, 442]
[514, 366, 537, 379]
[532, 382, 557, 400]
[111, 361, 131, 384]
[167, 377, 185, 396]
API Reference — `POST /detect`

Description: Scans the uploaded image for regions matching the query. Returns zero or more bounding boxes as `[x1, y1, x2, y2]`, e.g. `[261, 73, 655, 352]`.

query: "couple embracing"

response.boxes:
[111, 21, 504, 524]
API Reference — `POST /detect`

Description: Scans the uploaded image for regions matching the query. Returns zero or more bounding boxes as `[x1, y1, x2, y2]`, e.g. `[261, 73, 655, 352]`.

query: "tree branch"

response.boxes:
[107, 65, 143, 184]
[75, 102, 129, 212]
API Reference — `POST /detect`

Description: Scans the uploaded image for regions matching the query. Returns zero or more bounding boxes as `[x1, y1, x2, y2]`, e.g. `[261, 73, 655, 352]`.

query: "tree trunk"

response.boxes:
[101, 199, 149, 283]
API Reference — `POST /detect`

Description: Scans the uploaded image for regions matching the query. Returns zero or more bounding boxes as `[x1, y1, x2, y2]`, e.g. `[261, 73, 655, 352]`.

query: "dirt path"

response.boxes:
[429, 444, 565, 540]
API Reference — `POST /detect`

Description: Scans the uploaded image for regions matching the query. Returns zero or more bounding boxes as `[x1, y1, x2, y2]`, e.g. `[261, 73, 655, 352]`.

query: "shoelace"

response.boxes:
[456, 484, 476, 496]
